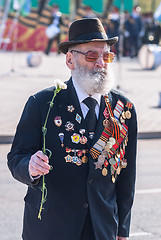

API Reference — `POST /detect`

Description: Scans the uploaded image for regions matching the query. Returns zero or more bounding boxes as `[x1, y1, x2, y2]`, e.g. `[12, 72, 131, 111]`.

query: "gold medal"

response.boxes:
[103, 119, 109, 128]
[125, 110, 131, 119]
[112, 175, 115, 183]
[102, 167, 108, 176]
[82, 156, 88, 163]
[120, 116, 125, 124]
[122, 111, 126, 119]
[116, 166, 121, 175]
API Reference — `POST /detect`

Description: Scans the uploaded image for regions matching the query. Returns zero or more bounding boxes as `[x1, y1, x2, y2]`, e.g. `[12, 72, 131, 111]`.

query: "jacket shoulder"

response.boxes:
[110, 89, 133, 105]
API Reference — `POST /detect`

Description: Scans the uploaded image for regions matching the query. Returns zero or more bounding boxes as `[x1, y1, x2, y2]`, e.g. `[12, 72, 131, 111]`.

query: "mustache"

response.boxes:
[92, 68, 108, 75]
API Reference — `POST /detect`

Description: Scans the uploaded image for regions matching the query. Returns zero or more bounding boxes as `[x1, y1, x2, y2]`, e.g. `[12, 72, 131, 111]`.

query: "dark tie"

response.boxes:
[83, 97, 97, 133]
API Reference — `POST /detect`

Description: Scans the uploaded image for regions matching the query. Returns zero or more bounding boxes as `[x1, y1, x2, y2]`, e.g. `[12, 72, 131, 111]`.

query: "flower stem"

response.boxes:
[37, 86, 62, 220]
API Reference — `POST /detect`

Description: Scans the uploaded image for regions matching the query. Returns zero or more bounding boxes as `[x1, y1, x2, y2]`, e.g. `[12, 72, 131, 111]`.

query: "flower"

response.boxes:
[53, 79, 67, 90]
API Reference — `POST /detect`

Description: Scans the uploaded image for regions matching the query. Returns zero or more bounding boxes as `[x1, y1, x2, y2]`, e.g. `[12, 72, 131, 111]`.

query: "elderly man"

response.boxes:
[8, 18, 137, 240]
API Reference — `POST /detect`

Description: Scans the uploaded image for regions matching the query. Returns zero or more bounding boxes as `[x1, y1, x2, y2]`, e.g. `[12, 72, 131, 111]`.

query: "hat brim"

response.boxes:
[58, 37, 118, 54]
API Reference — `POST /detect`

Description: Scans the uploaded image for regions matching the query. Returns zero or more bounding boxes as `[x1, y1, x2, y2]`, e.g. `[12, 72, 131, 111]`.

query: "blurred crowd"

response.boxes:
[105, 5, 161, 60]
[45, 4, 161, 59]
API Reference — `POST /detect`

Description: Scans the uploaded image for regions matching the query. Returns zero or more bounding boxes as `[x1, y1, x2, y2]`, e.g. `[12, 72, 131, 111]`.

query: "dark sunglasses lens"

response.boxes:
[86, 51, 98, 62]
[103, 53, 114, 63]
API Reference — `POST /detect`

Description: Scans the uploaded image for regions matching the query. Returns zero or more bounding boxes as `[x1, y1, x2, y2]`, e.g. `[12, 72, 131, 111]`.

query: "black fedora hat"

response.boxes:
[59, 18, 118, 54]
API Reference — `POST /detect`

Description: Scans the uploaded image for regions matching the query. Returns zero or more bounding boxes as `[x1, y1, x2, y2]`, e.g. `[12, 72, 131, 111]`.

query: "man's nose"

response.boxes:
[95, 56, 105, 68]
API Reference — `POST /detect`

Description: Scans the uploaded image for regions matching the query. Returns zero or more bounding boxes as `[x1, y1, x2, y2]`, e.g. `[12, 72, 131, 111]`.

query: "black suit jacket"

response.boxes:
[8, 78, 137, 240]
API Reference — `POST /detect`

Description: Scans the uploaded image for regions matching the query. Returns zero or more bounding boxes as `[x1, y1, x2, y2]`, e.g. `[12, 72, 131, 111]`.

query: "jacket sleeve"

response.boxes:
[7, 95, 43, 187]
[116, 104, 137, 237]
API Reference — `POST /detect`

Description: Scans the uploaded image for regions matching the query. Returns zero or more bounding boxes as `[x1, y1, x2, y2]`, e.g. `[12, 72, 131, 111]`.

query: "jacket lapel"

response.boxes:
[66, 78, 87, 131]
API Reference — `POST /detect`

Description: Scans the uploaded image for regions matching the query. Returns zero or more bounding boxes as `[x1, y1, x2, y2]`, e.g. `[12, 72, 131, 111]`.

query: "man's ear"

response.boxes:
[66, 52, 75, 70]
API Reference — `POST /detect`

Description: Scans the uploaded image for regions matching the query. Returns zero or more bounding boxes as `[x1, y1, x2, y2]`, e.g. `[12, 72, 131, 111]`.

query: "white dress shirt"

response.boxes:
[72, 77, 101, 119]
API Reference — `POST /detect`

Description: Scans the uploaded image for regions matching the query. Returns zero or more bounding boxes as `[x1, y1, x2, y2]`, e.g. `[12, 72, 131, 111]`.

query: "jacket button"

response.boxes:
[88, 178, 93, 184]
[84, 203, 88, 208]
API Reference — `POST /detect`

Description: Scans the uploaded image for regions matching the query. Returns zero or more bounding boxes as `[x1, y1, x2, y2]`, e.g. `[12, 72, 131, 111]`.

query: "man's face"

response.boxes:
[73, 42, 109, 71]
[67, 42, 114, 95]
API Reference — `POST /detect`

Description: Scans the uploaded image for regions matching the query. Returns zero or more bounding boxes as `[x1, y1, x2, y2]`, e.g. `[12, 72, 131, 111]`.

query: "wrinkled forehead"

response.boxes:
[75, 42, 110, 52]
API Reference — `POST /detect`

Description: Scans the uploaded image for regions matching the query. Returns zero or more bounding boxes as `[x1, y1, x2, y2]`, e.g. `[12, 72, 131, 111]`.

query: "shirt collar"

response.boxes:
[72, 77, 101, 106]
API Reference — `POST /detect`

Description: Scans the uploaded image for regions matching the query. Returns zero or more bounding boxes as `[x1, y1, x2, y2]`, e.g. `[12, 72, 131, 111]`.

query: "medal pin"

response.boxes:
[58, 133, 64, 147]
[81, 149, 88, 163]
[79, 129, 87, 145]
[125, 102, 133, 119]
[102, 167, 108, 176]
[64, 148, 72, 163]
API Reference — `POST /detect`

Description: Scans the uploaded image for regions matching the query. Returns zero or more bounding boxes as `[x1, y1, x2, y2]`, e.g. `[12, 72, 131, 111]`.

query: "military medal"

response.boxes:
[54, 116, 62, 127]
[102, 167, 108, 176]
[104, 159, 109, 167]
[77, 150, 83, 165]
[98, 154, 105, 165]
[103, 119, 109, 128]
[76, 158, 82, 166]
[120, 116, 125, 124]
[67, 105, 75, 112]
[109, 158, 116, 165]
[112, 175, 115, 183]
[103, 108, 109, 118]
[80, 136, 87, 144]
[109, 137, 116, 145]
[94, 161, 103, 170]
[58, 133, 64, 147]
[125, 102, 133, 119]
[125, 110, 131, 119]
[89, 132, 94, 139]
[72, 150, 78, 163]
[65, 154, 72, 163]
[122, 111, 126, 119]
[71, 133, 80, 144]
[121, 159, 127, 168]
[104, 142, 113, 151]
[82, 155, 88, 163]
[116, 166, 121, 175]
[65, 121, 74, 131]
[82, 150, 88, 163]
[75, 113, 82, 124]
[65, 148, 72, 163]
[79, 129, 87, 145]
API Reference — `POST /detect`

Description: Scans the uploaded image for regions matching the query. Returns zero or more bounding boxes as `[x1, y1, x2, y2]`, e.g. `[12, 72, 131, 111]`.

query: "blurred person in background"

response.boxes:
[124, 9, 142, 58]
[106, 6, 120, 60]
[142, 13, 161, 45]
[84, 6, 96, 18]
[45, 4, 62, 55]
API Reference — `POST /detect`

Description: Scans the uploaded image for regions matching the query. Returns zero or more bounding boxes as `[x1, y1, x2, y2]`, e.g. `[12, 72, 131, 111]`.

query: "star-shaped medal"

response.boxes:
[94, 161, 103, 170]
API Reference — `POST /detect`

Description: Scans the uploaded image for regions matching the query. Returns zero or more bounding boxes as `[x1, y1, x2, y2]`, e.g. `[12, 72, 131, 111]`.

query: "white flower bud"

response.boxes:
[54, 79, 67, 89]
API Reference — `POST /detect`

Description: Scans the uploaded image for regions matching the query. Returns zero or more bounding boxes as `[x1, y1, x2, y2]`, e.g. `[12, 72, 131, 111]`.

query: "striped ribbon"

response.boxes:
[113, 100, 124, 121]
[89, 97, 128, 160]
[104, 96, 120, 140]
[90, 125, 112, 159]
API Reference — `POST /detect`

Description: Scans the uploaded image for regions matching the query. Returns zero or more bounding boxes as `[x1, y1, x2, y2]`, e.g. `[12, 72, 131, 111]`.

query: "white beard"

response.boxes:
[72, 62, 114, 95]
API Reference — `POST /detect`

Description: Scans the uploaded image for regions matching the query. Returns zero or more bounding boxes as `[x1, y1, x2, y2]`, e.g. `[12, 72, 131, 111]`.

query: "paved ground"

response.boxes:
[0, 52, 161, 239]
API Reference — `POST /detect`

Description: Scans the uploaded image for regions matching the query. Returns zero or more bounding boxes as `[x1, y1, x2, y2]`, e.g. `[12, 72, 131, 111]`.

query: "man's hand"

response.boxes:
[117, 237, 127, 240]
[29, 151, 50, 177]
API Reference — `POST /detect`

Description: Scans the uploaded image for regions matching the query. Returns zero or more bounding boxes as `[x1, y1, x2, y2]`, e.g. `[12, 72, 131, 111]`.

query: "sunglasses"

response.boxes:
[70, 50, 114, 63]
